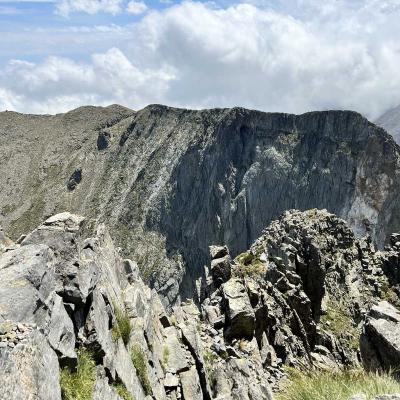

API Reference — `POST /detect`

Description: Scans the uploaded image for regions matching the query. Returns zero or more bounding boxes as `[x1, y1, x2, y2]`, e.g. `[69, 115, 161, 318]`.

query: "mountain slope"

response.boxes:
[1, 105, 400, 304]
[376, 105, 400, 144]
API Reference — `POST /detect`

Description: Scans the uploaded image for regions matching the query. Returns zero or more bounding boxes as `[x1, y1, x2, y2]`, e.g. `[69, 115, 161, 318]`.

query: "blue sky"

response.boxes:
[1, 0, 400, 117]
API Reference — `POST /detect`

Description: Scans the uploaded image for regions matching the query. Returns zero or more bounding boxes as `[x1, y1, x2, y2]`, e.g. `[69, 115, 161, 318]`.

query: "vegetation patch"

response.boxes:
[130, 344, 152, 396]
[277, 368, 400, 400]
[233, 251, 267, 278]
[60, 348, 96, 400]
[111, 381, 134, 400]
[162, 346, 170, 370]
[203, 350, 219, 387]
[112, 305, 131, 346]
[320, 303, 359, 351]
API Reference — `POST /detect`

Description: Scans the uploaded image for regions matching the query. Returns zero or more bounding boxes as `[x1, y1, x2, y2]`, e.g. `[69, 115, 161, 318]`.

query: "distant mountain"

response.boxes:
[376, 105, 400, 144]
[1, 105, 400, 305]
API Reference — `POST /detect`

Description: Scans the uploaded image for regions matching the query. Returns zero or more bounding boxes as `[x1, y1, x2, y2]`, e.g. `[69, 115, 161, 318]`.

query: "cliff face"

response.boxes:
[1, 105, 400, 304]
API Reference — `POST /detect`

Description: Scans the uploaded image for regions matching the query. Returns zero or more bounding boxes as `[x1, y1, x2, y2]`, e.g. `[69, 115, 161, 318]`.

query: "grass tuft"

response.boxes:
[60, 349, 96, 400]
[277, 368, 400, 400]
[233, 251, 267, 278]
[111, 381, 134, 400]
[130, 344, 152, 396]
[112, 305, 132, 346]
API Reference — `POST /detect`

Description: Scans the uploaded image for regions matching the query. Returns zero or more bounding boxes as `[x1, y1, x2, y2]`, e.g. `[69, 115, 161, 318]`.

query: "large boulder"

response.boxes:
[222, 279, 255, 339]
[360, 301, 400, 372]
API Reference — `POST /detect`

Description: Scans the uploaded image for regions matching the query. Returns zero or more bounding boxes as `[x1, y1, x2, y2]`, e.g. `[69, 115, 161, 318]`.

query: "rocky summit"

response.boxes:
[1, 105, 400, 306]
[1, 209, 400, 399]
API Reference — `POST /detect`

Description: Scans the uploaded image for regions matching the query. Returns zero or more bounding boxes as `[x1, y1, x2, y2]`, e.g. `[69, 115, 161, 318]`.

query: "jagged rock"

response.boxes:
[360, 301, 400, 372]
[93, 367, 122, 400]
[209, 245, 229, 260]
[210, 255, 232, 286]
[0, 243, 55, 325]
[47, 294, 76, 363]
[3, 208, 400, 399]
[222, 279, 255, 339]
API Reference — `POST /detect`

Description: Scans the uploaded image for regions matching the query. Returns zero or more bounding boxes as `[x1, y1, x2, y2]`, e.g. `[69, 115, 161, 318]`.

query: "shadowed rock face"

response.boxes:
[1, 104, 400, 304]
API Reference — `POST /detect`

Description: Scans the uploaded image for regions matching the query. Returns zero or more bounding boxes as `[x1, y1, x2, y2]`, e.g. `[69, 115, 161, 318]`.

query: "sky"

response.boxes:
[1, 0, 400, 118]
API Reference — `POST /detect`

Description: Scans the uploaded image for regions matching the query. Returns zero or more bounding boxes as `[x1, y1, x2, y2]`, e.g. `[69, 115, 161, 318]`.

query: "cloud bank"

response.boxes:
[2, 0, 400, 118]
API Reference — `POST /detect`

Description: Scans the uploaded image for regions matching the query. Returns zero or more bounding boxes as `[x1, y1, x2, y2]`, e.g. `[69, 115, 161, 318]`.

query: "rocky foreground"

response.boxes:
[1, 210, 400, 399]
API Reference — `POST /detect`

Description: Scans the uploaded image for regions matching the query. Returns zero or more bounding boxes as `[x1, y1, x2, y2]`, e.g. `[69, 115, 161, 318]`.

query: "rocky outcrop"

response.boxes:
[1, 106, 400, 305]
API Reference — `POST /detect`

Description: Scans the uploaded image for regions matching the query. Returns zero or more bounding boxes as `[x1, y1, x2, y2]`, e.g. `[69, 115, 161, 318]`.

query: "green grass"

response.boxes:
[320, 303, 359, 351]
[130, 344, 152, 396]
[233, 251, 267, 278]
[60, 349, 96, 400]
[111, 382, 134, 400]
[277, 369, 400, 400]
[162, 346, 170, 370]
[112, 305, 131, 346]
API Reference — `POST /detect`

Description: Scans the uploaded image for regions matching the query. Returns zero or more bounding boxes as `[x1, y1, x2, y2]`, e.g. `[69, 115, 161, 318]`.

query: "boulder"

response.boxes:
[222, 279, 255, 339]
[210, 255, 232, 286]
[360, 301, 400, 372]
[180, 366, 203, 400]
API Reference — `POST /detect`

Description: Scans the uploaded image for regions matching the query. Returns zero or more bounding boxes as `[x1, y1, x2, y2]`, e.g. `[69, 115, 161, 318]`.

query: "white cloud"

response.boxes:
[2, 1, 400, 118]
[0, 48, 175, 113]
[55, 0, 123, 16]
[126, 0, 147, 15]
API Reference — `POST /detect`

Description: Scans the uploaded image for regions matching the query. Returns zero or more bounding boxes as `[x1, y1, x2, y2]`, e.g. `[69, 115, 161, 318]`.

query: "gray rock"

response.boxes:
[210, 255, 232, 286]
[180, 366, 203, 400]
[361, 302, 400, 372]
[163, 326, 189, 374]
[209, 245, 229, 260]
[0, 330, 62, 400]
[223, 279, 255, 339]
[47, 294, 76, 363]
[0, 244, 55, 325]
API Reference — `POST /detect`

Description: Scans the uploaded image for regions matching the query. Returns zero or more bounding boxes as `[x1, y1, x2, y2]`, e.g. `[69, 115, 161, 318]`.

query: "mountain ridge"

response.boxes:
[1, 104, 400, 305]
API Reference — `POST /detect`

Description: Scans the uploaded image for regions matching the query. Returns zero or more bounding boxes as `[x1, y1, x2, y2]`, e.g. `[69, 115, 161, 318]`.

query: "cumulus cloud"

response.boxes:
[2, 0, 400, 118]
[55, 0, 123, 16]
[0, 48, 175, 113]
[126, 0, 147, 15]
